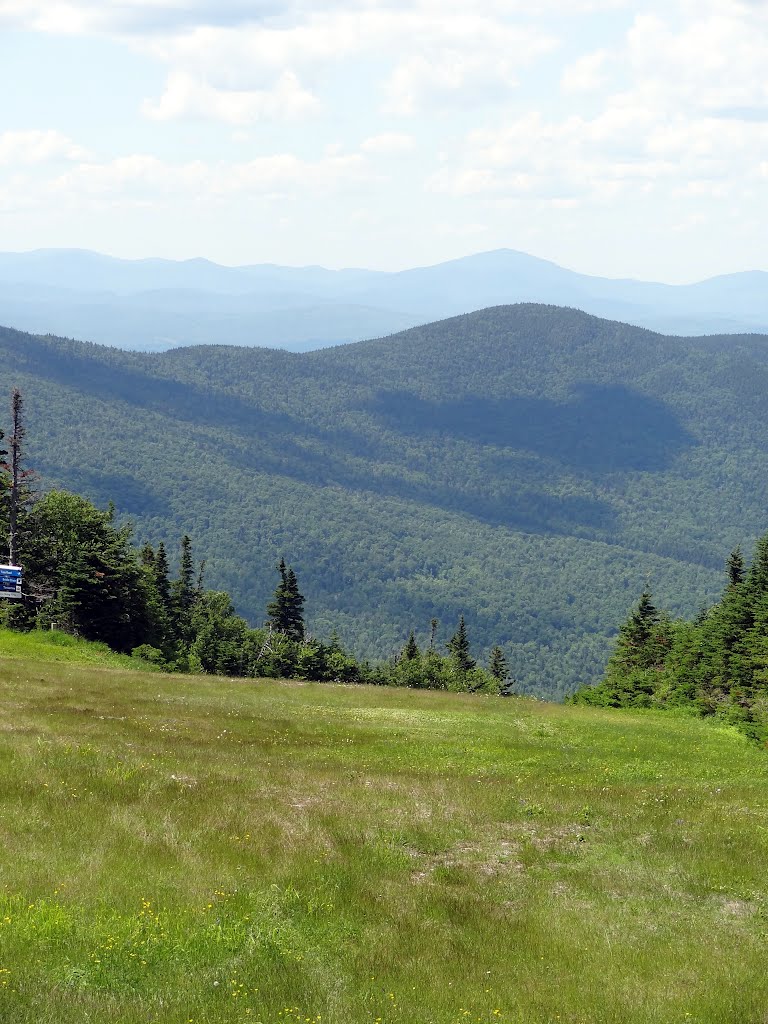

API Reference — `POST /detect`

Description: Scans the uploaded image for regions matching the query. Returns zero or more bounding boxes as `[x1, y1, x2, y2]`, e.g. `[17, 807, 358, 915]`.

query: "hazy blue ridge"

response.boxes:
[0, 248, 766, 352]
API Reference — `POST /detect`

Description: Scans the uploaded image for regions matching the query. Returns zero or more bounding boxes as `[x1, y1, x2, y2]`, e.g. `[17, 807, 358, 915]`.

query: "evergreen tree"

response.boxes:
[139, 542, 156, 568]
[24, 491, 148, 650]
[727, 547, 745, 588]
[401, 630, 420, 661]
[489, 645, 509, 683]
[747, 534, 768, 602]
[136, 541, 173, 656]
[429, 617, 439, 650]
[171, 534, 197, 645]
[447, 614, 475, 673]
[196, 559, 207, 597]
[267, 558, 289, 630]
[284, 568, 305, 640]
[267, 559, 305, 640]
[612, 590, 661, 671]
[327, 628, 343, 655]
[154, 543, 172, 612]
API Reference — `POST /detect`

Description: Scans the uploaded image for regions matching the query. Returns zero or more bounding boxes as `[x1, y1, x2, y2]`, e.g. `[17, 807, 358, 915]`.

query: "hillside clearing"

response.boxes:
[1, 637, 767, 1023]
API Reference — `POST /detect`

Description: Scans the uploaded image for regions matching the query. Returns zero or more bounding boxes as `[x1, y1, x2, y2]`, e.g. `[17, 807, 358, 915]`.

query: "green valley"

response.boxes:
[3, 304, 768, 696]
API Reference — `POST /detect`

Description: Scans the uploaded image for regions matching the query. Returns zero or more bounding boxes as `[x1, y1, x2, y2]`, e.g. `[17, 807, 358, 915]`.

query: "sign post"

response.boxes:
[0, 565, 23, 600]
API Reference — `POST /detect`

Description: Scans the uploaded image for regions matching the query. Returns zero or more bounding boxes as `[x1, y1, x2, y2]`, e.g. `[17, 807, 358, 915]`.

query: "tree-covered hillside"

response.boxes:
[3, 304, 768, 698]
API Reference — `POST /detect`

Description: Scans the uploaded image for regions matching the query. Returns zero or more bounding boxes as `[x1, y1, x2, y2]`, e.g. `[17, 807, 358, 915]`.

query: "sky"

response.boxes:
[0, 0, 766, 282]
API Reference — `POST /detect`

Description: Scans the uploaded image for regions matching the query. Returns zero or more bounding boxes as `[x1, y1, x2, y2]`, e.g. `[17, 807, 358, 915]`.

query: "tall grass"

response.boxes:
[0, 626, 154, 668]
[1, 639, 767, 1022]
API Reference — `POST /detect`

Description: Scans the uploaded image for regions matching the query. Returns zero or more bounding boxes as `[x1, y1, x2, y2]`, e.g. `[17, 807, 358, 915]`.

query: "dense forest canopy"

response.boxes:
[0, 411, 505, 693]
[3, 304, 768, 697]
[571, 529, 768, 742]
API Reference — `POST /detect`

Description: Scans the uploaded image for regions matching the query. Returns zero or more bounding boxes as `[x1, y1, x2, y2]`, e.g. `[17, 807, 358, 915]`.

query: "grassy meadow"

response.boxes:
[1, 629, 768, 1023]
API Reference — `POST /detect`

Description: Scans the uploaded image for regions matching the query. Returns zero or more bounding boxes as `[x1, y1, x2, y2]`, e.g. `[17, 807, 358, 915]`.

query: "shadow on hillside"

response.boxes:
[72, 470, 171, 518]
[364, 384, 695, 473]
[6, 330, 622, 536]
[4, 330, 314, 440]
[214, 435, 617, 538]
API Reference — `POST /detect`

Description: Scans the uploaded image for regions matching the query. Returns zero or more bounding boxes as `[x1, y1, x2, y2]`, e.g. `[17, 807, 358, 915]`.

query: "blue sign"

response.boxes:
[0, 565, 22, 600]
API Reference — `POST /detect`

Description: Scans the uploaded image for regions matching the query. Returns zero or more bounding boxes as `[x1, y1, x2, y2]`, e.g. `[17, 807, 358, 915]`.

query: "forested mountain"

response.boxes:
[1, 248, 767, 351]
[3, 303, 768, 697]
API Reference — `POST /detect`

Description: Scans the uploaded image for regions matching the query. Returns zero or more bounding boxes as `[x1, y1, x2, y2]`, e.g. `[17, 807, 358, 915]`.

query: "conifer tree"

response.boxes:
[489, 645, 508, 683]
[747, 534, 768, 601]
[609, 590, 666, 673]
[284, 567, 305, 640]
[196, 559, 207, 597]
[402, 630, 420, 661]
[447, 614, 475, 673]
[154, 543, 172, 613]
[139, 542, 156, 568]
[267, 558, 289, 630]
[727, 547, 745, 588]
[173, 535, 195, 613]
[267, 559, 305, 640]
[626, 590, 658, 645]
[327, 628, 343, 654]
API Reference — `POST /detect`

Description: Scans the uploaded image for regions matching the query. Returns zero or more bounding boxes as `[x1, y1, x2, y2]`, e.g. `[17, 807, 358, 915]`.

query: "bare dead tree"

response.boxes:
[8, 389, 24, 566]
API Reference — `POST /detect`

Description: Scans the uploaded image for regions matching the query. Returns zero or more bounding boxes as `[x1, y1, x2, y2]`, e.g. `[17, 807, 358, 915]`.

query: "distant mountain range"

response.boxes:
[4, 303, 768, 697]
[0, 247, 766, 351]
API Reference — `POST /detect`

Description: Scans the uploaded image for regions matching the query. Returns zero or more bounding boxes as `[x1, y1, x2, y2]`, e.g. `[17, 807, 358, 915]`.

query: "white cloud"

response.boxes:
[561, 49, 610, 93]
[430, 1, 768, 206]
[3, 2, 559, 125]
[48, 150, 370, 201]
[0, 0, 284, 34]
[429, 96, 768, 202]
[143, 69, 319, 123]
[626, 8, 768, 112]
[2, 0, 767, 278]
[360, 132, 415, 154]
[0, 130, 89, 166]
[0, 0, 627, 35]
[122, 6, 556, 125]
[378, 16, 558, 114]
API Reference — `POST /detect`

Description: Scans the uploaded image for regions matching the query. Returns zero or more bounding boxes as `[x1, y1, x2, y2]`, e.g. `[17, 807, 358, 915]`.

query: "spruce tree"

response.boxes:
[284, 568, 305, 640]
[267, 558, 289, 631]
[173, 535, 195, 612]
[171, 535, 196, 646]
[610, 590, 664, 673]
[139, 542, 156, 568]
[727, 547, 745, 588]
[627, 591, 658, 645]
[154, 543, 172, 613]
[747, 534, 768, 601]
[402, 630, 420, 661]
[447, 614, 475, 673]
[267, 559, 305, 640]
[489, 645, 508, 682]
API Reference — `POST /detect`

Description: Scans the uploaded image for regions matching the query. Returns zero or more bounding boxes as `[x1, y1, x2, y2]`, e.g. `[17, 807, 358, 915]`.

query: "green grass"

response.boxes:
[0, 627, 154, 669]
[1, 636, 768, 1023]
